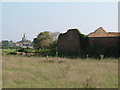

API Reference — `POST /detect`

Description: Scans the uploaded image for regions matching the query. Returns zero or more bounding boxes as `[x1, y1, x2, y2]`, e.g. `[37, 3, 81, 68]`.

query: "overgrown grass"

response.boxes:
[2, 55, 118, 88]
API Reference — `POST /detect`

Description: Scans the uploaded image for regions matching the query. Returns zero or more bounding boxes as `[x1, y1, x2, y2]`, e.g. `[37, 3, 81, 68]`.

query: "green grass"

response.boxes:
[0, 49, 17, 55]
[1, 49, 17, 55]
[1, 49, 17, 52]
[2, 55, 118, 88]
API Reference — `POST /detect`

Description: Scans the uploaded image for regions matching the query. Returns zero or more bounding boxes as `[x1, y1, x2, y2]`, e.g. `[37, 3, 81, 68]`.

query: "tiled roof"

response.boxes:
[88, 27, 120, 37]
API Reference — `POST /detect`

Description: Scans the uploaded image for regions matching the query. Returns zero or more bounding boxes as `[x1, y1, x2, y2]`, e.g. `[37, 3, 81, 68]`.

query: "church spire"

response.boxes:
[22, 33, 27, 41]
[23, 33, 25, 38]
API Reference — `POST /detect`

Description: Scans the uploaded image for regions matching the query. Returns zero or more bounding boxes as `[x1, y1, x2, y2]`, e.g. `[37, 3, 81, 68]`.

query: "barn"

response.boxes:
[58, 27, 120, 58]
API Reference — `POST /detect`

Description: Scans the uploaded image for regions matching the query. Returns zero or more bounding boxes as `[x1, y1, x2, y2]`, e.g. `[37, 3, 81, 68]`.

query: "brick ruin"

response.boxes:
[58, 29, 81, 56]
[58, 27, 120, 58]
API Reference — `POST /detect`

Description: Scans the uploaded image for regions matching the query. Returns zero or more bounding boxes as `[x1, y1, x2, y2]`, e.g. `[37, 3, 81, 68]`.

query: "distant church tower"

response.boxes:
[22, 33, 27, 42]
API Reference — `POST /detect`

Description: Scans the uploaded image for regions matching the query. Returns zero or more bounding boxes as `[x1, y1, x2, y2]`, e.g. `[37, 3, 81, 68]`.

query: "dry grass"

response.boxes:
[2, 55, 118, 88]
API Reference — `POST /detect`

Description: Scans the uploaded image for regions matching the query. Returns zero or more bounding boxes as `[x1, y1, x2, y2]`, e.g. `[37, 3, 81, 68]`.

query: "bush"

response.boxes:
[17, 48, 33, 53]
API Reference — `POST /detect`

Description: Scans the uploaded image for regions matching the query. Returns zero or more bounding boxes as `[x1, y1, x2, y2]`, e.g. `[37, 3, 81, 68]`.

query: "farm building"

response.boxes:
[58, 27, 120, 58]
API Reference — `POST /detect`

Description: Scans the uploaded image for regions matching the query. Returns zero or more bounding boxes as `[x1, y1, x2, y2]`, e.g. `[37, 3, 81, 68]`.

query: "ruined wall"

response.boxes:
[58, 28, 120, 58]
[89, 37, 119, 48]
[58, 29, 81, 54]
[88, 37, 120, 57]
[88, 27, 120, 57]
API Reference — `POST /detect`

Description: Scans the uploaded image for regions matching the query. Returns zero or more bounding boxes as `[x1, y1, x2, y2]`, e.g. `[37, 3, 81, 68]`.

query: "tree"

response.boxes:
[33, 31, 52, 49]
[49, 40, 57, 55]
[50, 32, 60, 41]
[2, 40, 9, 49]
[49, 32, 60, 55]
[33, 31, 60, 50]
[33, 38, 39, 49]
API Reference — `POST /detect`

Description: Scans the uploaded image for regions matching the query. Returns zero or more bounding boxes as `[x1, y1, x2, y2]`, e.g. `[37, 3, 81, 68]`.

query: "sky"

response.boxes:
[1, 2, 118, 42]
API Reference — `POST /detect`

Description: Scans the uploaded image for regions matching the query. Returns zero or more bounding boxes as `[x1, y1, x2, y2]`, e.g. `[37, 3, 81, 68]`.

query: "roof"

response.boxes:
[88, 27, 120, 37]
[107, 32, 120, 37]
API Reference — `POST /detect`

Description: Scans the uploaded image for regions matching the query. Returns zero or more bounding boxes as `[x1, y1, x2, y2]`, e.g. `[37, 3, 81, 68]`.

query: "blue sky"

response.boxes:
[2, 2, 118, 42]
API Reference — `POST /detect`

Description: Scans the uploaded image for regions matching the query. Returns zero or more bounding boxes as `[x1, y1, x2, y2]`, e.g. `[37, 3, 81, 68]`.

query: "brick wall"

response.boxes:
[58, 29, 81, 54]
[58, 28, 120, 58]
[88, 37, 120, 57]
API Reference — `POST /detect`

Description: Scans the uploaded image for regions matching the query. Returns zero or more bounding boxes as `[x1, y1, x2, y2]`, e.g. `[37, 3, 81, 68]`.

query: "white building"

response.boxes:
[16, 34, 33, 48]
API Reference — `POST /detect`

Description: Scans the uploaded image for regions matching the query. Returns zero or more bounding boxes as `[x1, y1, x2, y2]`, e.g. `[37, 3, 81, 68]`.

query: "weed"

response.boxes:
[58, 64, 71, 78]
[100, 54, 104, 60]
[84, 75, 94, 88]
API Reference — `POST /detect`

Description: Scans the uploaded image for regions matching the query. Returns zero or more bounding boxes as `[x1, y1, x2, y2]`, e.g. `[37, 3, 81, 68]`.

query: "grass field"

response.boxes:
[1, 49, 17, 52]
[2, 55, 118, 88]
[0, 49, 17, 55]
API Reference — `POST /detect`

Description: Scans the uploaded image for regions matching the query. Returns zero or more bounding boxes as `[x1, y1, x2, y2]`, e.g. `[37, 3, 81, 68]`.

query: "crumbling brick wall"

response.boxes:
[58, 27, 120, 58]
[88, 27, 120, 57]
[58, 29, 81, 54]
[88, 37, 120, 57]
